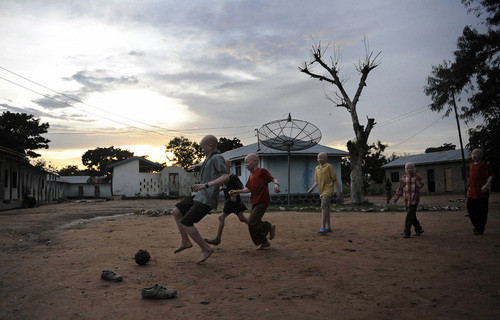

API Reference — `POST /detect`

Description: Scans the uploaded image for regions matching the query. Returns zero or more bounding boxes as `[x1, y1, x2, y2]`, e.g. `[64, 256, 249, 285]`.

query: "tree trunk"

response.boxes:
[348, 140, 366, 204]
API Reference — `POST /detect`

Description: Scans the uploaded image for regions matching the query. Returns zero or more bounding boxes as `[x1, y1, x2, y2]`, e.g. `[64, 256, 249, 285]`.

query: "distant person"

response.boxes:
[467, 149, 494, 235]
[229, 153, 280, 249]
[171, 135, 229, 264]
[385, 179, 393, 204]
[394, 162, 424, 238]
[307, 152, 341, 234]
[205, 159, 248, 246]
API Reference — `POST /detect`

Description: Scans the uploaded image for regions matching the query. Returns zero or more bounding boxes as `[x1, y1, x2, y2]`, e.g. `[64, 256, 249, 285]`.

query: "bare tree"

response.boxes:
[299, 38, 381, 204]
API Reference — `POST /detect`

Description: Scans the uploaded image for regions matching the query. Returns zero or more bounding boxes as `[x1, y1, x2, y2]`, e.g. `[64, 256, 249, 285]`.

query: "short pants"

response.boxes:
[320, 194, 332, 209]
[223, 198, 247, 215]
[175, 196, 212, 227]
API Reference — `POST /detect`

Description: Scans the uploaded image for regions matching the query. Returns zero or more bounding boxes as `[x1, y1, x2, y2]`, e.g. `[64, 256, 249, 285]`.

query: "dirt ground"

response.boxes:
[0, 195, 499, 320]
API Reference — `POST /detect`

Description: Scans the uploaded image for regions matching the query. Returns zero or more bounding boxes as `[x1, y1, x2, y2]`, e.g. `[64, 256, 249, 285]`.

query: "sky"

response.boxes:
[0, 0, 486, 169]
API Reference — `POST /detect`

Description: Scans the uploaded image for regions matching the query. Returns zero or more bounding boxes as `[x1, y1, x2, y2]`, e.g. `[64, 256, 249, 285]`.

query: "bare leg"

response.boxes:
[173, 208, 192, 253]
[183, 225, 214, 263]
[269, 224, 276, 240]
[205, 213, 229, 245]
[322, 208, 331, 229]
[236, 212, 248, 225]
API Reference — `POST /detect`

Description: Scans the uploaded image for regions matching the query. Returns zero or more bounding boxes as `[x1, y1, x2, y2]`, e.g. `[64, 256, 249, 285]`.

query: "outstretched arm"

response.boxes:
[192, 173, 230, 192]
[229, 188, 250, 195]
[308, 182, 319, 194]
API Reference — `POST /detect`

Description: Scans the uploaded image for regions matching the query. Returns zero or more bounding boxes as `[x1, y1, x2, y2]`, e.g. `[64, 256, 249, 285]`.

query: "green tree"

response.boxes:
[58, 165, 90, 176]
[424, 0, 499, 164]
[165, 136, 203, 170]
[425, 143, 456, 153]
[0, 111, 50, 158]
[300, 38, 381, 204]
[81, 146, 134, 177]
[218, 137, 243, 153]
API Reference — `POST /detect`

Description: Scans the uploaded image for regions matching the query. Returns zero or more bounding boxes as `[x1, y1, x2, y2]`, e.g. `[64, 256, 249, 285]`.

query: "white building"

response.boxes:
[107, 157, 195, 198]
[222, 142, 348, 205]
[58, 176, 112, 199]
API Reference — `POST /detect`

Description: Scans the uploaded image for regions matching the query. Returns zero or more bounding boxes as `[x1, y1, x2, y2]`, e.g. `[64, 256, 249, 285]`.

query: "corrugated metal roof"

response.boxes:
[382, 149, 470, 168]
[59, 176, 91, 184]
[106, 157, 163, 170]
[222, 142, 349, 160]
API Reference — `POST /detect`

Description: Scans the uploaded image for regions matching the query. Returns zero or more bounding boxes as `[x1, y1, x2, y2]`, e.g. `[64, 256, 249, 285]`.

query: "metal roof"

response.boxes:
[106, 157, 163, 170]
[59, 176, 91, 184]
[382, 149, 470, 168]
[221, 142, 349, 160]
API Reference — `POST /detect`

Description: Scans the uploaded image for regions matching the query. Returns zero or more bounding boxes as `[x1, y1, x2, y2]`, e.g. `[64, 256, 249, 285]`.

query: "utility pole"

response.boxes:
[451, 92, 467, 199]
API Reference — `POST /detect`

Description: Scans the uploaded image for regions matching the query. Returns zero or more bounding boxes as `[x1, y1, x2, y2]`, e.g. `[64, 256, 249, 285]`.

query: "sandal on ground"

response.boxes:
[141, 284, 177, 299]
[101, 270, 123, 282]
[325, 227, 333, 233]
[204, 238, 220, 246]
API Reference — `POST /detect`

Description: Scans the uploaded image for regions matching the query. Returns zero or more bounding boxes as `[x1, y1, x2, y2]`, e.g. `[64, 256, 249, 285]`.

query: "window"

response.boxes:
[235, 161, 242, 176]
[4, 170, 8, 188]
[12, 171, 18, 188]
[390, 172, 399, 183]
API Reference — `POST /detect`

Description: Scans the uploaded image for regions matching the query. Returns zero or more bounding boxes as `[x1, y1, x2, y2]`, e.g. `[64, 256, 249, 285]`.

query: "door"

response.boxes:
[168, 173, 179, 197]
[94, 186, 100, 198]
[445, 169, 453, 192]
[427, 169, 435, 193]
[78, 186, 84, 198]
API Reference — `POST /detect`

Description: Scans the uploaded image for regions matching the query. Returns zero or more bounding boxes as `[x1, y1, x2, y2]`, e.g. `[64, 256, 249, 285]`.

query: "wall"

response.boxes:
[233, 155, 343, 195]
[385, 162, 467, 194]
[1, 152, 59, 210]
[112, 160, 140, 197]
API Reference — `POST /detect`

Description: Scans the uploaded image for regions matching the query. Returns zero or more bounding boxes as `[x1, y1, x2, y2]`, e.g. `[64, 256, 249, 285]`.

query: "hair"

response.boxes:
[405, 162, 415, 170]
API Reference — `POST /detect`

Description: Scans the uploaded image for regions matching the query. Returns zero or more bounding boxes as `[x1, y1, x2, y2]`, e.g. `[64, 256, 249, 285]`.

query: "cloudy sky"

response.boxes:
[0, 0, 485, 169]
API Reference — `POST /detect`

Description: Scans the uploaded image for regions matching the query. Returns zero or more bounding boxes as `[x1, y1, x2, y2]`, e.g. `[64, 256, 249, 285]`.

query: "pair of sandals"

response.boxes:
[317, 227, 333, 234]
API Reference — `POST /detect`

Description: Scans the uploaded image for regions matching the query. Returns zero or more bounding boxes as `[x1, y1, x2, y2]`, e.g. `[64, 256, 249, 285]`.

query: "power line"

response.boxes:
[0, 67, 259, 137]
[0, 75, 164, 135]
[389, 114, 444, 148]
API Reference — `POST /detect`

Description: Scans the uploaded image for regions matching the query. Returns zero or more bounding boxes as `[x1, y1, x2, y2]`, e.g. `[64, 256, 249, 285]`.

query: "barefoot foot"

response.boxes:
[258, 240, 270, 250]
[174, 243, 193, 253]
[197, 247, 215, 264]
[269, 225, 276, 240]
[204, 238, 220, 246]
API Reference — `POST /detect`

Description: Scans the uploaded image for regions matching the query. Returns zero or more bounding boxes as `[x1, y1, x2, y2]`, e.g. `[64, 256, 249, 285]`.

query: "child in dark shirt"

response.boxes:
[205, 159, 248, 245]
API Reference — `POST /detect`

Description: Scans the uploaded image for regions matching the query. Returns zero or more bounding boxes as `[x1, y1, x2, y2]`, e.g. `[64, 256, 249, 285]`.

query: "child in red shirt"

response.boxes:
[467, 149, 494, 235]
[230, 153, 280, 249]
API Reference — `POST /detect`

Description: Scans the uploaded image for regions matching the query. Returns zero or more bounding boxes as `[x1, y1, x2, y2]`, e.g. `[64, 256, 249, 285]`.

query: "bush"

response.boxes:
[366, 183, 384, 195]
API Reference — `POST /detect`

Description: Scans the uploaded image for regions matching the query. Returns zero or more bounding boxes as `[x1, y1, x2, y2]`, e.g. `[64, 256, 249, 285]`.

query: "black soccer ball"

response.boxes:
[134, 249, 151, 266]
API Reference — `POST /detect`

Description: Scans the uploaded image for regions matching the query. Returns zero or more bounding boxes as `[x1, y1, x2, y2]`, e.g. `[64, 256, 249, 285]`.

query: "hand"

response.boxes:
[230, 194, 237, 202]
[192, 184, 205, 192]
[481, 185, 489, 193]
[228, 189, 236, 196]
[274, 184, 280, 193]
[307, 189, 312, 194]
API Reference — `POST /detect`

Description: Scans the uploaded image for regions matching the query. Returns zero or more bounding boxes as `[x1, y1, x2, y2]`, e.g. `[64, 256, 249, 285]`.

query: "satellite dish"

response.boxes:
[256, 114, 321, 206]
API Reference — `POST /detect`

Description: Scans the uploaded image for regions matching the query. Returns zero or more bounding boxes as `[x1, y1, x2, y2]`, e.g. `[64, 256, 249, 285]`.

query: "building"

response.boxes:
[58, 176, 112, 199]
[222, 142, 348, 205]
[107, 157, 195, 198]
[1, 146, 60, 210]
[382, 149, 470, 195]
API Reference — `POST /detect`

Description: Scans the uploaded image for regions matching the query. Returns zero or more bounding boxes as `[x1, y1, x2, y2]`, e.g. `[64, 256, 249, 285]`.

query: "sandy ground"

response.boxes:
[0, 195, 499, 320]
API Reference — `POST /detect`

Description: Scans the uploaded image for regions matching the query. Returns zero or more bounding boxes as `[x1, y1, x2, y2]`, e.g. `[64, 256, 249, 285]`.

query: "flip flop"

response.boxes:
[317, 228, 327, 234]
